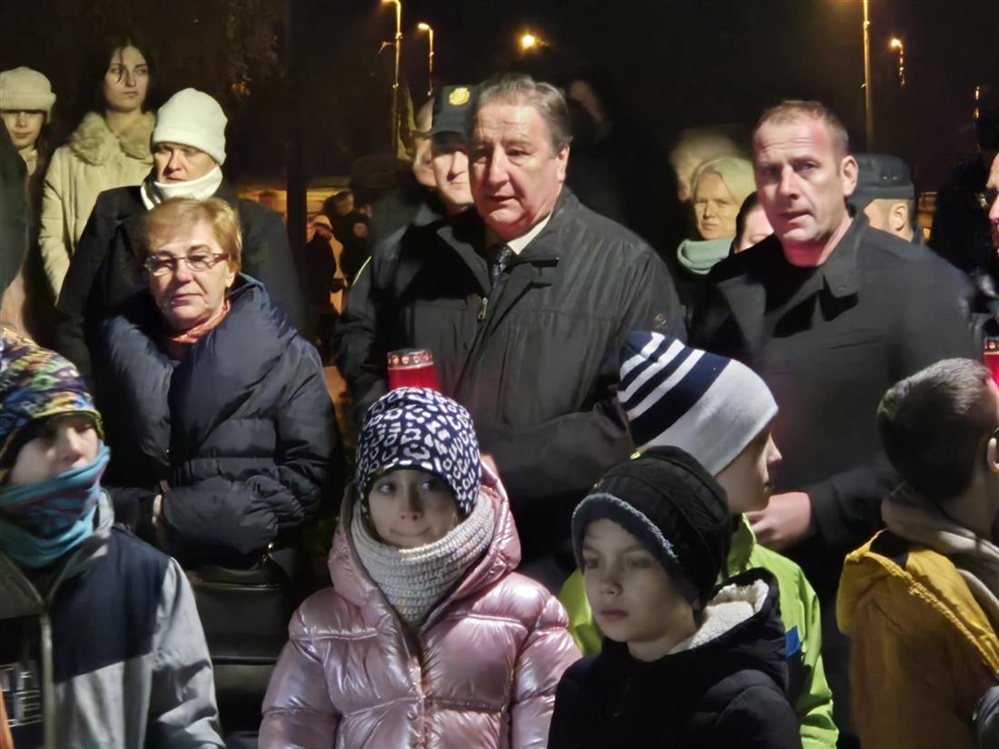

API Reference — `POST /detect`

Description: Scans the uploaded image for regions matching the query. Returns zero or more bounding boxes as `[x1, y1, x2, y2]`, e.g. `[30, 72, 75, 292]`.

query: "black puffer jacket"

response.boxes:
[54, 180, 304, 385]
[94, 277, 340, 569]
[336, 188, 684, 561]
[548, 569, 800, 749]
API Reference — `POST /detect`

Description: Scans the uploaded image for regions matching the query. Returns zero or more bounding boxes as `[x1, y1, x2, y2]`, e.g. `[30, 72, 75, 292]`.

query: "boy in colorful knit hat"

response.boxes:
[558, 331, 837, 748]
[0, 328, 223, 748]
[262, 387, 580, 749]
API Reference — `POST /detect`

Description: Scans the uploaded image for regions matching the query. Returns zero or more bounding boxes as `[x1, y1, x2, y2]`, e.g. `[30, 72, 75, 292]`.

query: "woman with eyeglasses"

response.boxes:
[39, 32, 158, 300]
[90, 196, 341, 571]
[53, 88, 303, 387]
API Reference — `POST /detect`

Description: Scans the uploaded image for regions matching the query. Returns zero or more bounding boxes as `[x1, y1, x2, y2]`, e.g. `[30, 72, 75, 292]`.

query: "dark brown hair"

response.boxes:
[877, 359, 996, 501]
[754, 100, 850, 160]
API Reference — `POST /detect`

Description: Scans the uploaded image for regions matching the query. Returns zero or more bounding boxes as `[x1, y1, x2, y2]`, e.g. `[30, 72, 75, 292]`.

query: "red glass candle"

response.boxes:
[387, 349, 440, 391]
[985, 337, 999, 386]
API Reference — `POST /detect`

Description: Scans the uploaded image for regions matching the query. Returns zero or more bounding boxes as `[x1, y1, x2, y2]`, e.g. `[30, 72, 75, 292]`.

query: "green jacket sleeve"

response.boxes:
[557, 570, 603, 657]
[792, 567, 839, 749]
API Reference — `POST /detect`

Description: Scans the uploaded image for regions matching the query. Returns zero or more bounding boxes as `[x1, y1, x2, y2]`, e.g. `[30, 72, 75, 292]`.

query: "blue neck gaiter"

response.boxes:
[0, 445, 110, 569]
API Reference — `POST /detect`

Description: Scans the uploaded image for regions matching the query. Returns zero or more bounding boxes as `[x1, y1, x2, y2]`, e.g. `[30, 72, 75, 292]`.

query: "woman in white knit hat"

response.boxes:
[53, 88, 303, 385]
[0, 67, 57, 339]
[38, 31, 157, 299]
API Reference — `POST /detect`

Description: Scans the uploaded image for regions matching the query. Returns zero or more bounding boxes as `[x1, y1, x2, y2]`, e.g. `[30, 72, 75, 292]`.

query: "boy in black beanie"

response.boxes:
[548, 447, 800, 749]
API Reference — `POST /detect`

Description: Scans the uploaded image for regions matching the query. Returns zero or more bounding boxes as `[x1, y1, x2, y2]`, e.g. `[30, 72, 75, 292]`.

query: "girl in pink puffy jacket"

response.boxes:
[261, 387, 581, 749]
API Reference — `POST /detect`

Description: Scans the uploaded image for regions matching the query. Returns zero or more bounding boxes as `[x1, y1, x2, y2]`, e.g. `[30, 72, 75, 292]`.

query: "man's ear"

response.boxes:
[841, 155, 859, 197]
[988, 432, 999, 474]
[890, 202, 909, 233]
[555, 143, 570, 183]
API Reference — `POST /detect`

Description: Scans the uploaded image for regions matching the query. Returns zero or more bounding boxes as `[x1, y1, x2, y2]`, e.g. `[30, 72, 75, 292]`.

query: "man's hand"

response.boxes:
[747, 491, 815, 551]
[152, 493, 170, 549]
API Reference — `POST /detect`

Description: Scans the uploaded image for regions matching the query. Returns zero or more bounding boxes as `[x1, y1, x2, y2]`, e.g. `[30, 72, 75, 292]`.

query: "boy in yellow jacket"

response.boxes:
[838, 358, 999, 748]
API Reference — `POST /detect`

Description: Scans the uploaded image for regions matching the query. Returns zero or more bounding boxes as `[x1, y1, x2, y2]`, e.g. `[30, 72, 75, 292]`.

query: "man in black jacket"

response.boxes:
[53, 88, 303, 384]
[338, 74, 684, 585]
[691, 99, 975, 746]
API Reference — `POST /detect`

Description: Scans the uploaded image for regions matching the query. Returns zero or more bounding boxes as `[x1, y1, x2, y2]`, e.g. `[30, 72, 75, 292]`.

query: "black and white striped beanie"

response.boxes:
[619, 332, 778, 474]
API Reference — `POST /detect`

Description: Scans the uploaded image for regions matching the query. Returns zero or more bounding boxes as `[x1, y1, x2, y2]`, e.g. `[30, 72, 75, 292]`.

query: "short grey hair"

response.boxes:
[473, 72, 572, 154]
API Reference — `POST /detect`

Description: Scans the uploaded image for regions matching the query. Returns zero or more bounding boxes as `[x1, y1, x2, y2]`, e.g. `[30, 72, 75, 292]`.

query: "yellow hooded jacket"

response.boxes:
[838, 530, 999, 749]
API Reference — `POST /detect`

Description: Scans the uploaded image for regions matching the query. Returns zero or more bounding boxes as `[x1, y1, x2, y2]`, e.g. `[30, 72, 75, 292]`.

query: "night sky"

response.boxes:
[1, 0, 997, 190]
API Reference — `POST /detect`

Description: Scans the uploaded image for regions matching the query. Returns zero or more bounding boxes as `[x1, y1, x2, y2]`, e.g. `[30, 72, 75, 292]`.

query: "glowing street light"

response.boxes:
[382, 0, 402, 152]
[417, 22, 435, 97]
[519, 33, 539, 51]
[862, 0, 873, 148]
[889, 36, 905, 87]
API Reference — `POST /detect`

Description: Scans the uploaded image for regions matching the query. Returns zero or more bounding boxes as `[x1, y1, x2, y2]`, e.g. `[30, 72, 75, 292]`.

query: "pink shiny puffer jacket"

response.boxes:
[260, 469, 581, 749]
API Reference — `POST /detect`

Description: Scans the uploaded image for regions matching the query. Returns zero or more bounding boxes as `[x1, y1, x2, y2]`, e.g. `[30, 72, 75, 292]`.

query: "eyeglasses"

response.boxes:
[144, 252, 228, 276]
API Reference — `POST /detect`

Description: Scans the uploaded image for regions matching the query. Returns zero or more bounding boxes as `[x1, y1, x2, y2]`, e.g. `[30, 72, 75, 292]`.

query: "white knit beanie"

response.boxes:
[619, 331, 778, 474]
[151, 88, 227, 165]
[0, 68, 56, 121]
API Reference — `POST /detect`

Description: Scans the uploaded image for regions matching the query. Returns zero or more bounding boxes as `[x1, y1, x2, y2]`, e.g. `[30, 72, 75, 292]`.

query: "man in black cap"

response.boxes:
[337, 84, 479, 418]
[850, 153, 918, 244]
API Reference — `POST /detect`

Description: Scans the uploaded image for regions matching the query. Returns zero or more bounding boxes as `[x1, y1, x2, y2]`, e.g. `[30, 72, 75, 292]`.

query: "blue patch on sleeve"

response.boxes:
[785, 625, 802, 657]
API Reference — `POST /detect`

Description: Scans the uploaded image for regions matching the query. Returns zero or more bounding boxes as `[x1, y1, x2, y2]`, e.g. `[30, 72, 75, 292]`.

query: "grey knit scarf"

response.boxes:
[352, 495, 494, 627]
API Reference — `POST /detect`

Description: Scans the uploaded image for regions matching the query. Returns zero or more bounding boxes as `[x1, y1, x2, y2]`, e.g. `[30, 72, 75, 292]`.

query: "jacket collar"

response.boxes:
[817, 210, 865, 299]
[69, 111, 154, 166]
[727, 514, 756, 574]
[715, 209, 867, 361]
[0, 491, 115, 618]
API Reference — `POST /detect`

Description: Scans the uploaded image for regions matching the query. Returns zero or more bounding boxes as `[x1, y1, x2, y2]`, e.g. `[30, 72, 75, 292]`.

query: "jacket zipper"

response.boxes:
[0, 555, 76, 749]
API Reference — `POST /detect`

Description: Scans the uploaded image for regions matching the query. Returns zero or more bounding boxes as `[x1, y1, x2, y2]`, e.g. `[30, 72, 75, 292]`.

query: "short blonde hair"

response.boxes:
[141, 197, 242, 272]
[691, 156, 756, 208]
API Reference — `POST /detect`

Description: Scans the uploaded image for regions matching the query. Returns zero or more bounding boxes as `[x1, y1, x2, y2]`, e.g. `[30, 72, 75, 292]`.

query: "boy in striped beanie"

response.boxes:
[559, 331, 838, 749]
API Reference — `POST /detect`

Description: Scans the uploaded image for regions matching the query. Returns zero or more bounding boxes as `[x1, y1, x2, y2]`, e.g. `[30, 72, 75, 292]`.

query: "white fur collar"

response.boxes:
[69, 111, 154, 166]
[669, 578, 769, 653]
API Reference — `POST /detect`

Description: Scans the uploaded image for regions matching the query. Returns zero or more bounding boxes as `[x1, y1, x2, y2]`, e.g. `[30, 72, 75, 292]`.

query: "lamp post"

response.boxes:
[862, 0, 873, 149]
[382, 0, 402, 152]
[417, 22, 434, 97]
[889, 37, 905, 87]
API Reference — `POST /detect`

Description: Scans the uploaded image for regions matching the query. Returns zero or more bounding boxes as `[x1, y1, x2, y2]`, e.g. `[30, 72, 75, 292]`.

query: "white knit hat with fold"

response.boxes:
[151, 88, 227, 165]
[619, 331, 778, 474]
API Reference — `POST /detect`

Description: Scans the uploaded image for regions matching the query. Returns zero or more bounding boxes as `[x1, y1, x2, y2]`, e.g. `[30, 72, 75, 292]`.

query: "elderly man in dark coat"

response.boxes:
[339, 74, 685, 587]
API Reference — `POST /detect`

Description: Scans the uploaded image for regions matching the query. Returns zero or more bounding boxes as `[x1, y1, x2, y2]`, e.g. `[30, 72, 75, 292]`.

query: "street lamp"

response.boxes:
[889, 37, 905, 87]
[862, 0, 873, 149]
[382, 0, 402, 152]
[417, 22, 434, 97]
[519, 32, 538, 51]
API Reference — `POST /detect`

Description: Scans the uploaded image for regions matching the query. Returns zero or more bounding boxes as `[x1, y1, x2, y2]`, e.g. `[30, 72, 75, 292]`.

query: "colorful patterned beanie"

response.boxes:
[355, 387, 481, 516]
[0, 329, 103, 475]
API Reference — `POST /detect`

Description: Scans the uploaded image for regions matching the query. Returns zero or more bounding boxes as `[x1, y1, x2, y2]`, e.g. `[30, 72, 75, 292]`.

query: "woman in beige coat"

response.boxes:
[39, 32, 157, 298]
